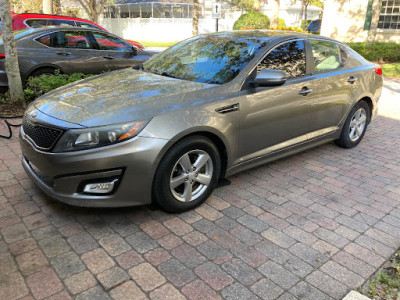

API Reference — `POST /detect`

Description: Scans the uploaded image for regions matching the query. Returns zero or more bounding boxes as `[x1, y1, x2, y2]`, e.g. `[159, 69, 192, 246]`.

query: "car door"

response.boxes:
[88, 32, 142, 71]
[237, 39, 316, 162]
[33, 30, 105, 75]
[305, 39, 359, 137]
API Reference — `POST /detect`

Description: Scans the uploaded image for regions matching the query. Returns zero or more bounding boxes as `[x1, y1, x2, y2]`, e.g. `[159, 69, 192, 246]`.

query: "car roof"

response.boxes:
[13, 13, 95, 24]
[18, 26, 105, 34]
[204, 30, 341, 44]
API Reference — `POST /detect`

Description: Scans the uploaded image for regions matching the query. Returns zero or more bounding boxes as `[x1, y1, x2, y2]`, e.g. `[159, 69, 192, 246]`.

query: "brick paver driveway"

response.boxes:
[1, 79, 399, 300]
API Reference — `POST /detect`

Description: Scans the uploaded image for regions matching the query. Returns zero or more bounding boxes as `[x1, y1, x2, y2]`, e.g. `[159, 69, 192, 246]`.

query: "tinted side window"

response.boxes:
[50, 19, 76, 27]
[78, 22, 102, 30]
[37, 31, 91, 49]
[258, 40, 306, 78]
[26, 19, 49, 27]
[36, 34, 51, 46]
[92, 33, 131, 51]
[310, 40, 341, 72]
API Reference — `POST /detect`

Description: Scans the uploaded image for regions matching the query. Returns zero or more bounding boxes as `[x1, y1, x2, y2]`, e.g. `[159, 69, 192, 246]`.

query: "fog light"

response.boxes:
[83, 179, 118, 194]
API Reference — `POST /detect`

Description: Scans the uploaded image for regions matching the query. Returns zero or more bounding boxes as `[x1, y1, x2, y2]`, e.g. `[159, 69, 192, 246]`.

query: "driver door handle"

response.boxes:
[103, 55, 115, 60]
[347, 76, 358, 84]
[298, 87, 313, 96]
[56, 52, 71, 56]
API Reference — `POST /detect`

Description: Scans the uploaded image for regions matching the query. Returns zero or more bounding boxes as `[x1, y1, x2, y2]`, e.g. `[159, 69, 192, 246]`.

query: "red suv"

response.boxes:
[2, 13, 144, 50]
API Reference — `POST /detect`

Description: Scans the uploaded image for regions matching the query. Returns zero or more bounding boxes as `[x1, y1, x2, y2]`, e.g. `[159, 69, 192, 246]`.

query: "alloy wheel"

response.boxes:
[169, 149, 213, 202]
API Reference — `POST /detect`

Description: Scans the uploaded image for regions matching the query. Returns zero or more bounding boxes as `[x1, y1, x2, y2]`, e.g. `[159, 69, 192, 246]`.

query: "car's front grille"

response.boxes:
[22, 118, 63, 150]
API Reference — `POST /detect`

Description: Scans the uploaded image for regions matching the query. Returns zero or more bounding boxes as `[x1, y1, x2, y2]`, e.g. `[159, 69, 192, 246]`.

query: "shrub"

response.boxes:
[270, 26, 308, 33]
[24, 71, 94, 103]
[278, 18, 285, 27]
[347, 42, 400, 63]
[233, 11, 270, 30]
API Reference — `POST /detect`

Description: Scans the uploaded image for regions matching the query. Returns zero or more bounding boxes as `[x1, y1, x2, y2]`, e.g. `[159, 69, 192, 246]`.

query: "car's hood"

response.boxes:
[33, 68, 216, 127]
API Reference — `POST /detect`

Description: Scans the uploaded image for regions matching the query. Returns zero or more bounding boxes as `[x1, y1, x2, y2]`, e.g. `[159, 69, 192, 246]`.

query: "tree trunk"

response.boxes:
[43, 0, 53, 14]
[367, 0, 382, 45]
[299, 0, 305, 27]
[270, 0, 280, 28]
[303, 4, 308, 30]
[0, 0, 25, 106]
[192, 0, 199, 36]
[254, 0, 260, 11]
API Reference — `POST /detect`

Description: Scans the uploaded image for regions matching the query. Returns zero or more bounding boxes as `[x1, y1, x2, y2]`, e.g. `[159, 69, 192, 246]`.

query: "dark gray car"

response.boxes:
[20, 31, 383, 212]
[0, 27, 155, 87]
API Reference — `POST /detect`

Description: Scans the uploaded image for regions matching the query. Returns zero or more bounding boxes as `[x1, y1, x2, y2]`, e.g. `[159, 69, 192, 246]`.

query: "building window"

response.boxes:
[378, 0, 400, 29]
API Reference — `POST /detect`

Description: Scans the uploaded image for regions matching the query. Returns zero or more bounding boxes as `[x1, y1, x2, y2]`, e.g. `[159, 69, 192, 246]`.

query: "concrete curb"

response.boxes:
[342, 291, 371, 300]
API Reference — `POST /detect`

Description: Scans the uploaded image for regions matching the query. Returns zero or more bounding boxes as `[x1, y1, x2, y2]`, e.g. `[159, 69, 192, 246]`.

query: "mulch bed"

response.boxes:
[0, 103, 26, 118]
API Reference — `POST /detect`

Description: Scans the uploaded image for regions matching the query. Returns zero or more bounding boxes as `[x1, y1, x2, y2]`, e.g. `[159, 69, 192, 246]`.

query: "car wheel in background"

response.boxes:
[336, 100, 370, 148]
[153, 136, 221, 213]
[30, 67, 58, 77]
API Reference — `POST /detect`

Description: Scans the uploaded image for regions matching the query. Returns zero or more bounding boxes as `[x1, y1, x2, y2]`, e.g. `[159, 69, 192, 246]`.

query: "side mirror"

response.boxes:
[132, 46, 138, 56]
[255, 69, 287, 87]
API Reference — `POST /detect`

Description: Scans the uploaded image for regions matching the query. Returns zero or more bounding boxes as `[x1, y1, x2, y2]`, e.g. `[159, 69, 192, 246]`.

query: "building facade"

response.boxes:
[321, 0, 400, 43]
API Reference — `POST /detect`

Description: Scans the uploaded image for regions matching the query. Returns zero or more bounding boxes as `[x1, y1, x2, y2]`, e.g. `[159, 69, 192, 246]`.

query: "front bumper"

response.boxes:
[20, 131, 169, 207]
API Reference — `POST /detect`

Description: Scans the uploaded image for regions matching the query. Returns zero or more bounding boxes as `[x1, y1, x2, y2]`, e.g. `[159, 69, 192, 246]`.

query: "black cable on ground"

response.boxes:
[0, 115, 23, 139]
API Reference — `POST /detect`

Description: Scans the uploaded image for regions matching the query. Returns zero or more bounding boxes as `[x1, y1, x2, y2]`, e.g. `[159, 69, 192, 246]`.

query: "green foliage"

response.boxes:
[233, 11, 270, 30]
[138, 41, 178, 48]
[301, 19, 313, 29]
[278, 18, 285, 27]
[366, 249, 400, 298]
[347, 42, 400, 63]
[23, 71, 94, 103]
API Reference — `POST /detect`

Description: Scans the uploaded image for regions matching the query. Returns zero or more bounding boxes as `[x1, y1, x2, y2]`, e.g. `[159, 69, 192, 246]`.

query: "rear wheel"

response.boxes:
[153, 136, 221, 213]
[336, 100, 370, 148]
[30, 68, 58, 77]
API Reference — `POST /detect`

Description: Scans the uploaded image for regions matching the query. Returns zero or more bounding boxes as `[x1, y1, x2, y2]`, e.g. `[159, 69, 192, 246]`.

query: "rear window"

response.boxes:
[26, 19, 49, 27]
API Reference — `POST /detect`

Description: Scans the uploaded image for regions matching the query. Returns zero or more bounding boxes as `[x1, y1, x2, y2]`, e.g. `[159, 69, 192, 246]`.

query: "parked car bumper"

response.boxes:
[20, 129, 169, 207]
[0, 69, 8, 87]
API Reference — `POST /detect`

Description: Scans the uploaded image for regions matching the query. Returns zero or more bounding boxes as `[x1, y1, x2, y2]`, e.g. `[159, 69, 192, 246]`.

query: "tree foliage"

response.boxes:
[233, 11, 270, 30]
[9, 0, 42, 13]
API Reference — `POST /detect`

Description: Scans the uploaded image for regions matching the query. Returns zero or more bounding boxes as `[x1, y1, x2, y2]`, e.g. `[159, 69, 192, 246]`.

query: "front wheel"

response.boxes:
[153, 136, 221, 213]
[336, 100, 370, 148]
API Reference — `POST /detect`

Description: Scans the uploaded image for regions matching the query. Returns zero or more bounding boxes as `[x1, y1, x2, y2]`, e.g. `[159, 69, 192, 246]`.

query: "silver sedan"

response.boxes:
[20, 31, 383, 212]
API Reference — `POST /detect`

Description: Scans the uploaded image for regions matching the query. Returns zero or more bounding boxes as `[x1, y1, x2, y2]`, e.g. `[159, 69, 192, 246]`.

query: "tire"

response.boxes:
[153, 136, 221, 213]
[335, 100, 370, 148]
[30, 68, 57, 77]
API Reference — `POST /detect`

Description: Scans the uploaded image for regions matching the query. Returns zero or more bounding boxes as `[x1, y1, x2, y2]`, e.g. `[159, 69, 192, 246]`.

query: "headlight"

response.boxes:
[53, 121, 147, 152]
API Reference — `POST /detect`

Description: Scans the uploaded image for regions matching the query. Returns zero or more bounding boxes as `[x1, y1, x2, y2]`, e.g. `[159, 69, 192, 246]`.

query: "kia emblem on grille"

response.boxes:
[30, 111, 38, 118]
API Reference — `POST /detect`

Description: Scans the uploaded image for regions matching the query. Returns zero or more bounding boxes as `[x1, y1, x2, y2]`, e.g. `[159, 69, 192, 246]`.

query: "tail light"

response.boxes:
[375, 66, 382, 76]
[0, 54, 5, 60]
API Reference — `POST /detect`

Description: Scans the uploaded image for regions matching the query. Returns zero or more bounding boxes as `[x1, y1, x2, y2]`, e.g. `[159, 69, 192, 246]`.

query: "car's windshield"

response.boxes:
[0, 28, 36, 45]
[143, 34, 269, 84]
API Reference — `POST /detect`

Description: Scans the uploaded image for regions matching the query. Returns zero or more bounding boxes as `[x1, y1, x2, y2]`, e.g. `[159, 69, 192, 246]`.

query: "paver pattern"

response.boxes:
[0, 79, 399, 300]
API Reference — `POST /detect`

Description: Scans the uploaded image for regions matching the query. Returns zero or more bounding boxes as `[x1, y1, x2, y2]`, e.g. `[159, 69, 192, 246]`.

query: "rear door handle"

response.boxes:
[103, 55, 114, 60]
[347, 76, 358, 84]
[56, 52, 71, 56]
[298, 87, 313, 96]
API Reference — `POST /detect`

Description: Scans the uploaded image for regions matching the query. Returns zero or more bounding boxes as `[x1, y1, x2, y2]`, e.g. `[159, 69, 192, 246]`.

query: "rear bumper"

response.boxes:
[20, 129, 169, 207]
[0, 69, 8, 87]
